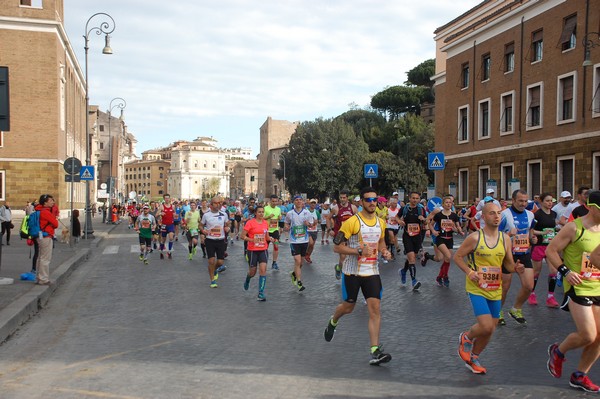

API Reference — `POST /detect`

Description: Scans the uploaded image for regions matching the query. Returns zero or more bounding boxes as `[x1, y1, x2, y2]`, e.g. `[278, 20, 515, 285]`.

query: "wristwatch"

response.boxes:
[357, 248, 363, 256]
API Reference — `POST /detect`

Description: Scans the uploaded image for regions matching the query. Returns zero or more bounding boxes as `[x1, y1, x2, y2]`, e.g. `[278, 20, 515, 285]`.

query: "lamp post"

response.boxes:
[107, 97, 126, 212]
[83, 13, 115, 239]
[583, 32, 600, 67]
[278, 153, 286, 199]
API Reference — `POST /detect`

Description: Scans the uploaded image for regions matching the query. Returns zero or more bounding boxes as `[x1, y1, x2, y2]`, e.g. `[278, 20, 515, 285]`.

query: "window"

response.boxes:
[461, 63, 470, 88]
[557, 156, 574, 196]
[481, 54, 491, 81]
[479, 166, 490, 199]
[557, 72, 576, 124]
[527, 160, 542, 197]
[0, 170, 5, 200]
[160, 173, 163, 178]
[99, 142, 104, 150]
[458, 105, 469, 143]
[99, 125, 104, 132]
[526, 83, 543, 130]
[159, 167, 164, 170]
[504, 42, 515, 73]
[478, 99, 491, 139]
[458, 168, 469, 204]
[501, 163, 514, 199]
[593, 152, 600, 189]
[20, 0, 42, 7]
[592, 64, 600, 118]
[500, 91, 515, 134]
[560, 14, 577, 51]
[532, 30, 543, 62]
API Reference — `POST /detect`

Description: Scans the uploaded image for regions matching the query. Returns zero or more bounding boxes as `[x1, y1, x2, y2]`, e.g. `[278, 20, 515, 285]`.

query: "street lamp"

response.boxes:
[83, 12, 115, 239]
[583, 32, 600, 67]
[108, 97, 126, 212]
[278, 153, 286, 199]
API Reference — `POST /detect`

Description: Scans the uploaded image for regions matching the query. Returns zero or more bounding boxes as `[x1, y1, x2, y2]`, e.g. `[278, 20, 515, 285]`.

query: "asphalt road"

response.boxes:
[0, 223, 592, 398]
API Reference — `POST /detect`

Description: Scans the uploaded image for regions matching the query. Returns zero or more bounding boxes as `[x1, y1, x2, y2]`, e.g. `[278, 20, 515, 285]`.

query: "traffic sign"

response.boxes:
[364, 164, 378, 178]
[80, 166, 95, 180]
[427, 196, 442, 212]
[64, 157, 82, 175]
[428, 152, 445, 170]
[65, 174, 81, 182]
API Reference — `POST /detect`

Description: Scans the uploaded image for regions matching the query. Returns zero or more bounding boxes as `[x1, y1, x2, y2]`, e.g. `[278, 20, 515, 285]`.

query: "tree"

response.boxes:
[405, 59, 435, 87]
[365, 151, 429, 195]
[275, 118, 369, 199]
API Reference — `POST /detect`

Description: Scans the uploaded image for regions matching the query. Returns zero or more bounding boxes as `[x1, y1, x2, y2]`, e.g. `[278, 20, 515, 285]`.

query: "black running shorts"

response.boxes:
[342, 274, 382, 303]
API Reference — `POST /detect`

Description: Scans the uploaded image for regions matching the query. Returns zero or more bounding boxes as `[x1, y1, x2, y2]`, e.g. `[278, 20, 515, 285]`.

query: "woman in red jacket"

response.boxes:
[35, 194, 59, 285]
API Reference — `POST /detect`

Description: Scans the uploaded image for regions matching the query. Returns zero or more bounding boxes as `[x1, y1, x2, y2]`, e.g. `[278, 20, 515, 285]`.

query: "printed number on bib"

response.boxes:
[542, 228, 555, 244]
[141, 220, 151, 229]
[407, 223, 420, 236]
[293, 225, 306, 239]
[580, 252, 600, 281]
[476, 266, 501, 291]
[210, 227, 222, 238]
[513, 234, 530, 253]
[254, 233, 266, 248]
[269, 219, 278, 228]
[440, 219, 454, 232]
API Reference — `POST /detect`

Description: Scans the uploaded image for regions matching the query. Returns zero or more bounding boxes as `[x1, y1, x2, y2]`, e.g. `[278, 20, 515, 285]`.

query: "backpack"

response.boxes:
[27, 210, 42, 238]
[19, 214, 30, 239]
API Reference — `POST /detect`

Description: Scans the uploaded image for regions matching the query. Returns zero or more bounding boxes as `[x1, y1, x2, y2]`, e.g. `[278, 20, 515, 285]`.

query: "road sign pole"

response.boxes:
[370, 178, 372, 187]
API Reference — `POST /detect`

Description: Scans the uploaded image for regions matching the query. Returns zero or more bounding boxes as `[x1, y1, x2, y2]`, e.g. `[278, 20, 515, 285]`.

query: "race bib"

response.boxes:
[292, 225, 306, 239]
[229, 212, 235, 219]
[209, 227, 222, 238]
[513, 234, 530, 253]
[542, 228, 556, 244]
[254, 233, 266, 248]
[141, 220, 151, 229]
[358, 242, 378, 267]
[189, 229, 198, 236]
[580, 252, 600, 281]
[476, 266, 501, 291]
[269, 218, 278, 228]
[440, 219, 455, 232]
[407, 223, 420, 236]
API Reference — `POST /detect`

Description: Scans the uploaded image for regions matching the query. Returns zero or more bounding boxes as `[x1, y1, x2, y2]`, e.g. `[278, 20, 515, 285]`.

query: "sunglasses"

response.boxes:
[363, 197, 378, 203]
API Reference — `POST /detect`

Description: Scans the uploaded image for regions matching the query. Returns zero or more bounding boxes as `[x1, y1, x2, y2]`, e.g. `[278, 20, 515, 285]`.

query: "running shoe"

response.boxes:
[210, 280, 218, 288]
[321, 240, 324, 245]
[382, 259, 388, 264]
[192, 247, 197, 255]
[528, 292, 538, 306]
[335, 264, 342, 280]
[326, 239, 329, 244]
[546, 296, 560, 308]
[188, 253, 193, 260]
[412, 279, 421, 291]
[272, 261, 279, 271]
[257, 292, 266, 302]
[498, 310, 506, 326]
[217, 265, 227, 273]
[244, 277, 250, 291]
[139, 254, 144, 261]
[443, 277, 450, 288]
[290, 271, 298, 287]
[203, 254, 207, 258]
[570, 373, 600, 392]
[369, 346, 392, 366]
[458, 332, 473, 362]
[213, 271, 219, 281]
[465, 354, 486, 374]
[509, 308, 527, 324]
[435, 276, 443, 287]
[160, 253, 164, 260]
[421, 252, 431, 267]
[167, 252, 172, 259]
[297, 280, 305, 292]
[400, 269, 407, 285]
[547, 343, 565, 378]
[143, 259, 149, 265]
[324, 317, 336, 342]
[153, 243, 157, 250]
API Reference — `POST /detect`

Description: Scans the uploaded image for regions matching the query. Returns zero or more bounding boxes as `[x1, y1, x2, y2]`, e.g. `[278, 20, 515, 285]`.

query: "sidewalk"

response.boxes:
[0, 215, 118, 344]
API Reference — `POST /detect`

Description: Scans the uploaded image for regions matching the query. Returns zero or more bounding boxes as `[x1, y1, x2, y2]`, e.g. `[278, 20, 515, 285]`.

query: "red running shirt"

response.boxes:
[244, 218, 270, 251]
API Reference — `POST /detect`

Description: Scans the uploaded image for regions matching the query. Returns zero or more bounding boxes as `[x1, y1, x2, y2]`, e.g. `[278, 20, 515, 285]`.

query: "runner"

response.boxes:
[285, 195, 316, 292]
[226, 199, 238, 245]
[198, 199, 210, 258]
[323, 187, 393, 365]
[200, 196, 231, 288]
[157, 193, 176, 260]
[567, 186, 590, 222]
[546, 190, 600, 392]
[455, 202, 523, 374]
[427, 195, 464, 287]
[331, 190, 358, 280]
[530, 192, 560, 307]
[552, 191, 573, 230]
[498, 189, 536, 325]
[385, 197, 400, 261]
[241, 204, 272, 301]
[264, 194, 282, 270]
[184, 201, 201, 260]
[173, 200, 182, 241]
[305, 199, 321, 263]
[135, 204, 156, 264]
[320, 200, 331, 245]
[398, 192, 427, 291]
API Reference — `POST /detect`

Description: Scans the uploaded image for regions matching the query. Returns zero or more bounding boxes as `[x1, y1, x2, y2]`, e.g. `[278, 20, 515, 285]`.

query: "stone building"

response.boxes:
[230, 160, 259, 199]
[124, 159, 169, 202]
[433, 0, 600, 203]
[257, 116, 298, 199]
[0, 0, 87, 210]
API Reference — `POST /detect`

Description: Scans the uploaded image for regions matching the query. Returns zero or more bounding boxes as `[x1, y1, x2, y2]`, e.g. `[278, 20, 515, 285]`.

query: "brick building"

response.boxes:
[0, 0, 87, 210]
[433, 0, 600, 204]
[124, 159, 169, 202]
[230, 160, 259, 199]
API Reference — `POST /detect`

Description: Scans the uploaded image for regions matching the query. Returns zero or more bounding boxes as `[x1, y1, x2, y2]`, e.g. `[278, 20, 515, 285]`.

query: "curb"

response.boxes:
[0, 248, 90, 345]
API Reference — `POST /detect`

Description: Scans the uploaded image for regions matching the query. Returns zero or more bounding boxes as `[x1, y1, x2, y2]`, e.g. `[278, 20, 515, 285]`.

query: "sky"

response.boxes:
[64, 0, 482, 157]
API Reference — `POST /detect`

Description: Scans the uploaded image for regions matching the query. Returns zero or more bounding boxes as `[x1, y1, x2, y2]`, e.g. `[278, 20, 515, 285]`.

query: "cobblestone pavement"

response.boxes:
[0, 223, 592, 398]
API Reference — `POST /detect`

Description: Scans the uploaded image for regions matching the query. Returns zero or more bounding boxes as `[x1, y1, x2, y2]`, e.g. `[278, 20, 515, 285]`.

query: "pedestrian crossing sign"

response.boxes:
[80, 165, 95, 180]
[364, 164, 378, 178]
[427, 153, 445, 170]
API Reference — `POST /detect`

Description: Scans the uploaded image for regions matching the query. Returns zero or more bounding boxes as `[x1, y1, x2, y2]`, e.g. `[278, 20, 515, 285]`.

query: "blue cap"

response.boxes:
[483, 196, 494, 203]
[293, 195, 303, 201]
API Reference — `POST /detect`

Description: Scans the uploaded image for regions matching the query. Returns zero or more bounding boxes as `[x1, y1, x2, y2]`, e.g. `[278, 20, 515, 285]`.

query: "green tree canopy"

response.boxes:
[405, 58, 435, 87]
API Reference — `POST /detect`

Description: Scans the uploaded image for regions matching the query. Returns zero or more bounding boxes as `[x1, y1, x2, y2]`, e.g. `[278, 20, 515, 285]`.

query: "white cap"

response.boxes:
[392, 192, 399, 196]
[324, 200, 330, 205]
[560, 191, 572, 198]
[354, 196, 360, 201]
[486, 188, 495, 194]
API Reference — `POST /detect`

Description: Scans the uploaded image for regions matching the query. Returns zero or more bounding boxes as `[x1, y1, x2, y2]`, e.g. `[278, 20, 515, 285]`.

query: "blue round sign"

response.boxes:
[427, 197, 442, 213]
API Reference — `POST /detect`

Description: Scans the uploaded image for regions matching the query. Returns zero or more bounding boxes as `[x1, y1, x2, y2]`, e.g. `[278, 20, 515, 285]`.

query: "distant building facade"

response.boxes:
[124, 159, 169, 201]
[433, 0, 600, 203]
[230, 160, 259, 199]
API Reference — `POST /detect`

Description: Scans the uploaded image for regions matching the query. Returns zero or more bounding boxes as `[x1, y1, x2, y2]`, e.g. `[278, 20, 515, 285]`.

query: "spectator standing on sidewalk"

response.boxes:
[35, 194, 59, 285]
[0, 201, 13, 245]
